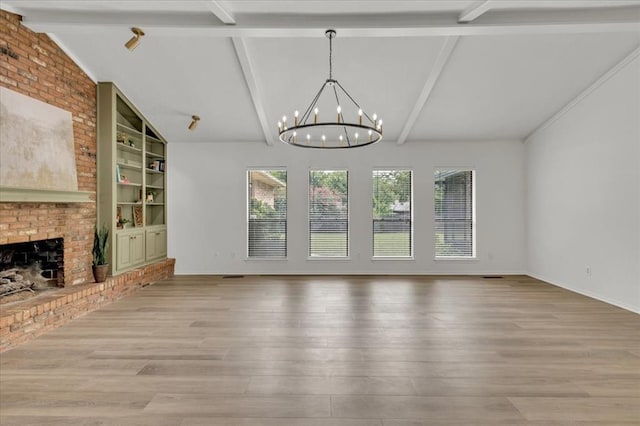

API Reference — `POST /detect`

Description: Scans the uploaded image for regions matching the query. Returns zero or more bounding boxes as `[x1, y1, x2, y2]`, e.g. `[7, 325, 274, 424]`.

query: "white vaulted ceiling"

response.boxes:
[2, 0, 639, 145]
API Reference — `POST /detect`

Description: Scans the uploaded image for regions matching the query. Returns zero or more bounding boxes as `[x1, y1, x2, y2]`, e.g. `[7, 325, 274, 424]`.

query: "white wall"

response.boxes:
[526, 56, 640, 313]
[168, 140, 526, 275]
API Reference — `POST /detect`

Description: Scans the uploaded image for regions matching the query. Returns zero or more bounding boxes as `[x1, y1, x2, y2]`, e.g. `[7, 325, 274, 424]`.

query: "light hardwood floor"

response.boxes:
[0, 275, 638, 425]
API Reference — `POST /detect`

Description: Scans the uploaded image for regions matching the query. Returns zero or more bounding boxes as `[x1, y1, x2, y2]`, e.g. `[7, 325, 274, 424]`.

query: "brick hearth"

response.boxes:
[0, 258, 175, 352]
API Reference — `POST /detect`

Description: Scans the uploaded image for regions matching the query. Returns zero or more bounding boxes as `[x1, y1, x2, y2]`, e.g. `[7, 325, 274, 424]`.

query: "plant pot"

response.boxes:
[92, 264, 109, 283]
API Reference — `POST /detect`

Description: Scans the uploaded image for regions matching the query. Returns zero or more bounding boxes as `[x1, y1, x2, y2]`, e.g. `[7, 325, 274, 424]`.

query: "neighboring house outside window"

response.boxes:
[248, 170, 287, 258]
[434, 169, 475, 258]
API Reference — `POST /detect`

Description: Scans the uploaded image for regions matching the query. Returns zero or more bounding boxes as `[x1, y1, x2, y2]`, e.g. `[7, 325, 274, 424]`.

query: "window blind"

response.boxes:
[373, 170, 412, 257]
[247, 170, 287, 258]
[434, 170, 475, 258]
[309, 170, 348, 257]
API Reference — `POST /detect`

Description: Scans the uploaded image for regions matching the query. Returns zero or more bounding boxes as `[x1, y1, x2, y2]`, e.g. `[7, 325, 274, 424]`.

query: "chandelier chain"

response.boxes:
[328, 33, 333, 80]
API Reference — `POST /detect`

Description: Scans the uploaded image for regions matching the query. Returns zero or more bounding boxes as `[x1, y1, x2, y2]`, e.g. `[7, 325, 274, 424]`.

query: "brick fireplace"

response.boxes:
[0, 10, 175, 351]
[0, 10, 96, 286]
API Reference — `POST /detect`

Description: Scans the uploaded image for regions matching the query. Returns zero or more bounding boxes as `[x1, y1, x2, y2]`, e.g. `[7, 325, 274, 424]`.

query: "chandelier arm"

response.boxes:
[300, 81, 329, 124]
[343, 125, 352, 147]
[330, 84, 352, 146]
[331, 83, 346, 124]
[335, 80, 376, 124]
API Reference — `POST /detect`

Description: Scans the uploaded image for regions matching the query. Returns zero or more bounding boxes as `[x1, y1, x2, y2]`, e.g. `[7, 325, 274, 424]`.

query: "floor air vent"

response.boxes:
[482, 276, 504, 279]
[222, 275, 245, 279]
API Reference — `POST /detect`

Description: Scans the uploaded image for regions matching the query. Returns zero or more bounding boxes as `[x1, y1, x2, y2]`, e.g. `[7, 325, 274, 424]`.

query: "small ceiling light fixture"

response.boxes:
[188, 115, 200, 131]
[124, 27, 145, 51]
[278, 29, 382, 149]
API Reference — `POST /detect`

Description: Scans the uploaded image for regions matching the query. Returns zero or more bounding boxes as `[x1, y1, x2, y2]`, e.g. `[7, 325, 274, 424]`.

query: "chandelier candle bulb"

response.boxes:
[337, 105, 341, 123]
[294, 110, 299, 126]
[358, 109, 363, 125]
[355, 132, 359, 143]
[277, 121, 282, 131]
[314, 108, 319, 124]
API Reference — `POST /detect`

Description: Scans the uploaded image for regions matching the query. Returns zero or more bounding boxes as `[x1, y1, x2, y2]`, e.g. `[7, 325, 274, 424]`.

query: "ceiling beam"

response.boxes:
[459, 1, 493, 23]
[397, 36, 460, 145]
[525, 44, 640, 142]
[231, 37, 274, 146]
[20, 8, 640, 37]
[203, 1, 235, 25]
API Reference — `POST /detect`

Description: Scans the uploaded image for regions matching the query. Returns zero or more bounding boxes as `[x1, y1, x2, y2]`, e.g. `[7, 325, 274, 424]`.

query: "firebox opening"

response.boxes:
[0, 238, 64, 300]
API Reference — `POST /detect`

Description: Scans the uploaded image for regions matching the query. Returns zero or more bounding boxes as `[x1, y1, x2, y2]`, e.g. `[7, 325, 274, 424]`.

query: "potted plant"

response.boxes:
[92, 223, 109, 283]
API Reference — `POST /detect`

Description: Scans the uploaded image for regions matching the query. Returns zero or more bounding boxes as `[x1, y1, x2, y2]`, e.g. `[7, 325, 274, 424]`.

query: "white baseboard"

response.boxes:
[527, 272, 640, 314]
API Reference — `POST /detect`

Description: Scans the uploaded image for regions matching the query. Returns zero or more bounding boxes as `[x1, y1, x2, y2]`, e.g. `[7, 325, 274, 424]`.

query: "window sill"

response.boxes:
[306, 256, 351, 261]
[434, 256, 478, 261]
[245, 257, 287, 261]
[372, 256, 415, 261]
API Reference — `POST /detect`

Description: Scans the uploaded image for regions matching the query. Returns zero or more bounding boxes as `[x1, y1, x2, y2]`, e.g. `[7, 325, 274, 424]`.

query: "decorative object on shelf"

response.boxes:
[158, 160, 165, 172]
[133, 205, 143, 227]
[115, 164, 122, 182]
[117, 132, 128, 144]
[145, 190, 156, 203]
[92, 223, 109, 283]
[188, 115, 200, 130]
[117, 218, 130, 229]
[278, 29, 382, 149]
[149, 160, 160, 170]
[125, 27, 145, 51]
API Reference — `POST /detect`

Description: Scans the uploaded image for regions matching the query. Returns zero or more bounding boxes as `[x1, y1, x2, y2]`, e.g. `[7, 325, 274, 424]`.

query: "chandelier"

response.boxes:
[278, 29, 383, 148]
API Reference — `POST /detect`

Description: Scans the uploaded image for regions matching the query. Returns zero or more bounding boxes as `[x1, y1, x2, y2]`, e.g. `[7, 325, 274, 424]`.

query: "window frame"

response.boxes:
[371, 168, 414, 260]
[246, 168, 288, 260]
[433, 168, 477, 260]
[307, 169, 350, 260]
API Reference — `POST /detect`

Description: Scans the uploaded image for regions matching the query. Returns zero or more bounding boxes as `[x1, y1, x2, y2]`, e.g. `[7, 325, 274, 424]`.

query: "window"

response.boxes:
[309, 170, 348, 257]
[247, 170, 287, 258]
[372, 170, 413, 257]
[434, 169, 475, 258]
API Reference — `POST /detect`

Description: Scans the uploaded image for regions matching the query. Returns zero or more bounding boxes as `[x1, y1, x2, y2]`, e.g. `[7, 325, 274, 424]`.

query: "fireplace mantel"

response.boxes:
[0, 186, 93, 203]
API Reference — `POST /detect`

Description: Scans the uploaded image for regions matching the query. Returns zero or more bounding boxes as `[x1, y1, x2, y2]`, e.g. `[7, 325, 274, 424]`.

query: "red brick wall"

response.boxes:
[0, 10, 96, 285]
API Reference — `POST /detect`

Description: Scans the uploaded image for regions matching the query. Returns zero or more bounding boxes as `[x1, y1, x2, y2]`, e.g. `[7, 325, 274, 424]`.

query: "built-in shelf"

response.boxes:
[117, 162, 142, 170]
[98, 82, 168, 275]
[116, 122, 142, 135]
[116, 143, 142, 154]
